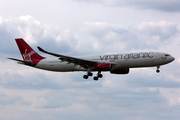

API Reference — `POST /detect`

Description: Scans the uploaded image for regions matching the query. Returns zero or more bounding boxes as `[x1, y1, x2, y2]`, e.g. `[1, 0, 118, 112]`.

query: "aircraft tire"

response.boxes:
[156, 70, 160, 73]
[98, 74, 103, 78]
[83, 75, 88, 79]
[88, 72, 93, 76]
[93, 76, 98, 81]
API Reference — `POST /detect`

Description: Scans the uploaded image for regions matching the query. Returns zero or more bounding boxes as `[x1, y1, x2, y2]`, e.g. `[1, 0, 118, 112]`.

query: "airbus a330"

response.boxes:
[8, 38, 175, 80]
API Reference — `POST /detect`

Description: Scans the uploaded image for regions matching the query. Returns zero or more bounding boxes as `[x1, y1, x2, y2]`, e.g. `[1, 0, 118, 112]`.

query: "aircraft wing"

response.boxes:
[37, 46, 99, 68]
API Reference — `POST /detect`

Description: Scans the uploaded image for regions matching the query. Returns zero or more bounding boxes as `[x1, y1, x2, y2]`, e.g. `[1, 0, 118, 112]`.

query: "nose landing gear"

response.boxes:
[156, 66, 160, 73]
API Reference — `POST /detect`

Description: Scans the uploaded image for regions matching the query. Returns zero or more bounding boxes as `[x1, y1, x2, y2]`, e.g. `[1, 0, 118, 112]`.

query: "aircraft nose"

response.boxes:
[171, 56, 175, 61]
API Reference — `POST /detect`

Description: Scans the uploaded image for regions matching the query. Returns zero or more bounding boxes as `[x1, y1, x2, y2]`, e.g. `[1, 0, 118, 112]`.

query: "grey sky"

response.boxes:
[0, 0, 180, 120]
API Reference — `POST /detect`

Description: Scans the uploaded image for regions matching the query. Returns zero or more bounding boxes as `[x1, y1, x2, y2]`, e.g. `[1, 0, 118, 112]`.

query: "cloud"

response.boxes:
[0, 92, 31, 107]
[125, 69, 180, 88]
[1, 15, 179, 90]
[0, 60, 103, 90]
[32, 83, 179, 120]
[124, 0, 180, 12]
[0, 15, 77, 57]
[73, 0, 180, 12]
[1, 16, 179, 58]
[133, 21, 177, 40]
[0, 93, 21, 106]
[77, 21, 178, 53]
[0, 15, 180, 120]
[0, 70, 64, 90]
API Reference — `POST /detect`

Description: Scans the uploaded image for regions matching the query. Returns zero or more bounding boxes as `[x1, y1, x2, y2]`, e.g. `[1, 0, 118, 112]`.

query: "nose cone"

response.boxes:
[171, 56, 175, 62]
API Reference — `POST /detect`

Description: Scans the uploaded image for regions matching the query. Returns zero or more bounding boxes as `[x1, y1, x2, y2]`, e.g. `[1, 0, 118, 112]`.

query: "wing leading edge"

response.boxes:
[37, 46, 99, 69]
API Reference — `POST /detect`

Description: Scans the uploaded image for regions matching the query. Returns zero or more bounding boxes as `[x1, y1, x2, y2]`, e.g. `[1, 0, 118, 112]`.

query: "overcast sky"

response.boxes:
[0, 0, 180, 120]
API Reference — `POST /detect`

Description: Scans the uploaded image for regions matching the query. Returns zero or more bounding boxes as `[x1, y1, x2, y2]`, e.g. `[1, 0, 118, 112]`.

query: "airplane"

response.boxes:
[8, 38, 175, 80]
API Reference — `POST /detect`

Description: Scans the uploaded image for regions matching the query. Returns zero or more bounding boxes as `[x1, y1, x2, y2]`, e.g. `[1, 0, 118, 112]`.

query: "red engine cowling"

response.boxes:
[110, 68, 129, 74]
[93, 63, 111, 71]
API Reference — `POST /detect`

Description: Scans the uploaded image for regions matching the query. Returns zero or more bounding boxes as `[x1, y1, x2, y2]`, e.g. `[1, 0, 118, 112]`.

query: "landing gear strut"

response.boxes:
[83, 71, 93, 79]
[87, 72, 93, 76]
[93, 71, 103, 81]
[156, 65, 160, 73]
[83, 69, 103, 80]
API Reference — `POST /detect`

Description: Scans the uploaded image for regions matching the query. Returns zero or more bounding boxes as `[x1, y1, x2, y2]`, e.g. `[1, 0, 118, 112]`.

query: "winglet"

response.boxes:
[37, 46, 46, 52]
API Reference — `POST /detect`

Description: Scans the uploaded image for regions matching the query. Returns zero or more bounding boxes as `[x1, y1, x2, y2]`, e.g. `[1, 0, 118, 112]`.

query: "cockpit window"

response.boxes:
[165, 54, 170, 56]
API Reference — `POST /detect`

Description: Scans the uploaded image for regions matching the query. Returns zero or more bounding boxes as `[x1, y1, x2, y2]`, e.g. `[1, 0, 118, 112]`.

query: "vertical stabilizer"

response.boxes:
[15, 38, 45, 61]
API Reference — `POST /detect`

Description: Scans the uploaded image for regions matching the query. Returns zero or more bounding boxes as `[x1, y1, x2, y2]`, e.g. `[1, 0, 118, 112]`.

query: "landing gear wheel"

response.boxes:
[97, 74, 103, 78]
[156, 69, 160, 73]
[93, 76, 98, 81]
[88, 72, 93, 76]
[83, 75, 88, 79]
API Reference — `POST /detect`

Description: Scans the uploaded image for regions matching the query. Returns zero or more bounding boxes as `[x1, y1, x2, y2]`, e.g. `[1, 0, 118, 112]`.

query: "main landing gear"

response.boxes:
[93, 71, 103, 81]
[156, 65, 160, 73]
[83, 71, 103, 81]
[83, 72, 93, 79]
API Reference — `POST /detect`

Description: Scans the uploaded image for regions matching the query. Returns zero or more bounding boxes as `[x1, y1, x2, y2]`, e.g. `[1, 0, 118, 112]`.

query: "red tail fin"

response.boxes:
[15, 38, 45, 61]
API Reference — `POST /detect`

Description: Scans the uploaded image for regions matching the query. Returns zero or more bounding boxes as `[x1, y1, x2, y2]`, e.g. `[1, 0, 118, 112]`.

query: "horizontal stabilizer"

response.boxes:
[7, 58, 32, 65]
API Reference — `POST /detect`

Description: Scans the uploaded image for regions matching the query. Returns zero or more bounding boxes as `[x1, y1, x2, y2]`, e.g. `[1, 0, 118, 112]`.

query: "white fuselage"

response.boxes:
[34, 52, 174, 72]
[10, 38, 175, 80]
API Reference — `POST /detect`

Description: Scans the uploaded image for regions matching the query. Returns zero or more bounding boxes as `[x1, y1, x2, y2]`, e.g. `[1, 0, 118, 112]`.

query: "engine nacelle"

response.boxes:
[110, 68, 129, 74]
[93, 63, 111, 71]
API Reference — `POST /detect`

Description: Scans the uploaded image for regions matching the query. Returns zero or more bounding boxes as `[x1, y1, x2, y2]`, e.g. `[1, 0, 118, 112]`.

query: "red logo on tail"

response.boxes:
[23, 49, 35, 60]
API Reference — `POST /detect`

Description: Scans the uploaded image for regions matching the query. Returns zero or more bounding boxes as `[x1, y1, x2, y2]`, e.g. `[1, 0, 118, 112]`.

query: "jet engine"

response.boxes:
[110, 68, 129, 74]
